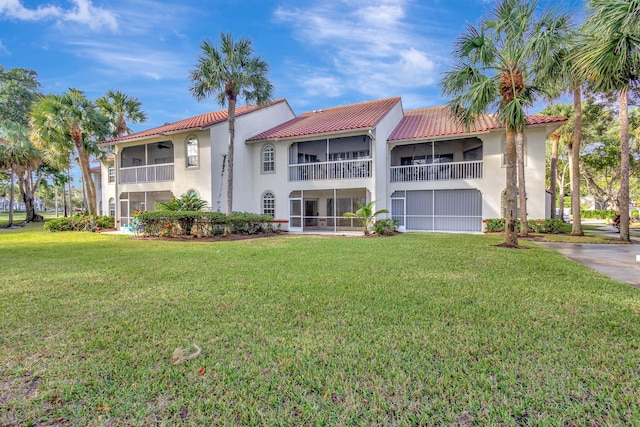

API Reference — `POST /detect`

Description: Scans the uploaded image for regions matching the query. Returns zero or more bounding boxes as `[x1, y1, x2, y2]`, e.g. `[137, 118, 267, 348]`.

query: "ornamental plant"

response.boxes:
[344, 201, 389, 236]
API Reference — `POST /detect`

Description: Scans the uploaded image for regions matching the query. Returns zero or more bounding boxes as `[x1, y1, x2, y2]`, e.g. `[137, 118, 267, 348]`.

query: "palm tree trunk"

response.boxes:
[516, 131, 528, 236]
[558, 164, 567, 221]
[225, 97, 236, 234]
[618, 87, 630, 242]
[549, 134, 559, 219]
[504, 129, 519, 246]
[7, 167, 14, 227]
[570, 86, 583, 236]
[75, 142, 98, 216]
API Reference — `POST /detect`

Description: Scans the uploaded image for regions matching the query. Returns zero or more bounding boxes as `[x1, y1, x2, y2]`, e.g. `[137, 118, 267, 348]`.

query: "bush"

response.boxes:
[528, 219, 563, 233]
[44, 215, 115, 232]
[373, 219, 398, 235]
[580, 209, 617, 219]
[484, 218, 505, 232]
[135, 211, 273, 238]
[484, 218, 563, 234]
[631, 210, 639, 220]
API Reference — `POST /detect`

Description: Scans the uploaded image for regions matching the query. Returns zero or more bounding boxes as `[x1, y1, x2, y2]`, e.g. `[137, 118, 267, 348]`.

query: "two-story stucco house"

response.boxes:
[97, 96, 565, 233]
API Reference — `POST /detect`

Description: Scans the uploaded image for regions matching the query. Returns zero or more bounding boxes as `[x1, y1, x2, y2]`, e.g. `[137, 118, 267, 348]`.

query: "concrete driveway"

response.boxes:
[536, 223, 640, 288]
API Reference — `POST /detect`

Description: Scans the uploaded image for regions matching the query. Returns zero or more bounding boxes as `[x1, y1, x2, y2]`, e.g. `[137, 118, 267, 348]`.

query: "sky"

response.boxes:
[0, 0, 586, 134]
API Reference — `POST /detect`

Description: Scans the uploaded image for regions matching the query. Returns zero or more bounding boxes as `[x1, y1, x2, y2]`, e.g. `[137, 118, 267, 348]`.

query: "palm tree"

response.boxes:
[537, 26, 586, 235]
[344, 201, 389, 236]
[190, 33, 274, 221]
[0, 122, 44, 222]
[96, 90, 148, 138]
[539, 103, 574, 220]
[441, 0, 571, 246]
[573, 0, 640, 241]
[30, 89, 109, 216]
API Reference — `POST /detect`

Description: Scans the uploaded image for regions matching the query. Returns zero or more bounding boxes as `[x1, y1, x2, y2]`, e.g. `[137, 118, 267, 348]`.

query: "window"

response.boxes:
[108, 164, 115, 183]
[262, 145, 274, 173]
[262, 192, 275, 216]
[108, 198, 116, 216]
[186, 136, 198, 167]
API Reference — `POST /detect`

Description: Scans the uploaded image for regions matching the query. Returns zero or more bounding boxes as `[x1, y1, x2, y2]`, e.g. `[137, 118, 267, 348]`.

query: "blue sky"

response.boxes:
[0, 0, 585, 133]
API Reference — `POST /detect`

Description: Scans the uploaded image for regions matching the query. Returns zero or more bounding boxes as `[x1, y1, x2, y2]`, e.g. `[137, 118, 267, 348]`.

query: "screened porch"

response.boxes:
[288, 189, 369, 232]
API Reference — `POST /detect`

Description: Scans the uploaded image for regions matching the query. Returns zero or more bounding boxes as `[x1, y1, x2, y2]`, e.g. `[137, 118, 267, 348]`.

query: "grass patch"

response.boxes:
[1, 226, 639, 425]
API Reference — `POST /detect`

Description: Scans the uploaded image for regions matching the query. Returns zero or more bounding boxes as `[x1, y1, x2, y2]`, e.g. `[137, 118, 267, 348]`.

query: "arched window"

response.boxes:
[108, 198, 116, 216]
[262, 145, 275, 173]
[185, 189, 199, 197]
[262, 192, 275, 216]
[186, 136, 199, 167]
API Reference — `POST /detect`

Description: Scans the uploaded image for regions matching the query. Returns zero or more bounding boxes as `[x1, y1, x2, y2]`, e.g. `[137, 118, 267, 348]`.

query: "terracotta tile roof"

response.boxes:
[249, 97, 401, 141]
[102, 99, 288, 144]
[388, 106, 567, 141]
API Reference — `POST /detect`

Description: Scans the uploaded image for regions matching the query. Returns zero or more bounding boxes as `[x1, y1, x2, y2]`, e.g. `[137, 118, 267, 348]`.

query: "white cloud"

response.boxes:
[275, 0, 441, 101]
[67, 40, 188, 81]
[0, 0, 117, 31]
[0, 39, 9, 55]
[0, 0, 61, 20]
[62, 0, 118, 32]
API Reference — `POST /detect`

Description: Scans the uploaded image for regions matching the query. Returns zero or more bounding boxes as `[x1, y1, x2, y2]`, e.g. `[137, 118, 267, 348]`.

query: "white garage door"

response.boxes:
[391, 189, 482, 232]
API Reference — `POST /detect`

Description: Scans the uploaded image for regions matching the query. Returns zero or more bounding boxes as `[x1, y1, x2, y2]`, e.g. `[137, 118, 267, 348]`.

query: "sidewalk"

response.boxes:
[536, 221, 640, 288]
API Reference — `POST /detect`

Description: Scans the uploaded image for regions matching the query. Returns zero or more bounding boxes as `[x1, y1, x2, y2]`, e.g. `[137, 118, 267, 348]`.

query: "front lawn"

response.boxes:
[1, 225, 639, 425]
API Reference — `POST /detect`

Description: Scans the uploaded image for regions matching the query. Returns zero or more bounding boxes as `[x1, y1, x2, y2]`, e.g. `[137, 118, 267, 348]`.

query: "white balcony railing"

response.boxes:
[120, 163, 174, 184]
[390, 160, 483, 183]
[289, 159, 372, 181]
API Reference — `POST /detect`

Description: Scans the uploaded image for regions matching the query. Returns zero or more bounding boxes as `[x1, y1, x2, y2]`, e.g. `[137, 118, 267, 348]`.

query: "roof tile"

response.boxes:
[388, 106, 567, 141]
[102, 99, 287, 144]
[249, 97, 401, 141]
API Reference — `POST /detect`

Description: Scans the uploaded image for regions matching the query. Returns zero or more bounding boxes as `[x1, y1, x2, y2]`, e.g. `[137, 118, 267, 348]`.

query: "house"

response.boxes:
[98, 96, 566, 233]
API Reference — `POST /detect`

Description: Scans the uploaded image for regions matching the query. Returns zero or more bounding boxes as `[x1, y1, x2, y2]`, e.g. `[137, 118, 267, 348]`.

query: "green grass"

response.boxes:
[0, 211, 58, 228]
[1, 225, 639, 425]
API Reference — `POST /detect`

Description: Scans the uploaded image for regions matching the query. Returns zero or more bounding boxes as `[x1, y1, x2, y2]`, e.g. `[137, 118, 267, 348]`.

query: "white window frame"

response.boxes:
[262, 144, 275, 173]
[108, 163, 115, 183]
[108, 198, 116, 216]
[262, 191, 275, 216]
[186, 136, 199, 168]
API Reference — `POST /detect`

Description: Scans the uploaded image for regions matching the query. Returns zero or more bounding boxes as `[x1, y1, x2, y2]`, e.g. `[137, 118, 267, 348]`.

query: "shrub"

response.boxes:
[135, 211, 273, 238]
[485, 218, 505, 232]
[528, 219, 563, 233]
[44, 215, 115, 232]
[631, 210, 639, 220]
[483, 218, 563, 234]
[580, 209, 617, 219]
[373, 219, 398, 235]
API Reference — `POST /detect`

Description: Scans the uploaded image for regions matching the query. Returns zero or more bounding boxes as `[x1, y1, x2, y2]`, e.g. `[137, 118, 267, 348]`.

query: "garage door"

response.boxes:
[391, 189, 482, 232]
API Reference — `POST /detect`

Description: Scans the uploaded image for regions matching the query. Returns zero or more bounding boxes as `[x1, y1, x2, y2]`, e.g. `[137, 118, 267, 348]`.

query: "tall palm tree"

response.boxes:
[190, 33, 273, 220]
[0, 122, 44, 222]
[441, 0, 571, 247]
[539, 103, 574, 220]
[30, 89, 109, 216]
[573, 0, 640, 241]
[537, 27, 585, 235]
[96, 90, 148, 138]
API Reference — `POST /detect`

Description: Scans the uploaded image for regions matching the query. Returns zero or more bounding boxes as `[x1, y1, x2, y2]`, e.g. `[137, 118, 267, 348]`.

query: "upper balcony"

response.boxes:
[390, 138, 483, 183]
[119, 141, 175, 184]
[288, 135, 372, 182]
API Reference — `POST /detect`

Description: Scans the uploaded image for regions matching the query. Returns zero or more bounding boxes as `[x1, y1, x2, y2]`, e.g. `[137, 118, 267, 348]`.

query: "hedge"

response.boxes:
[44, 215, 115, 232]
[135, 211, 274, 237]
[484, 218, 563, 234]
[580, 209, 617, 220]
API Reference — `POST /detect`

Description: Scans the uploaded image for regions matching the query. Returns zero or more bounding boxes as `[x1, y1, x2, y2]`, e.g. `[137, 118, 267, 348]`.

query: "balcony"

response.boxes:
[390, 160, 483, 183]
[120, 163, 175, 184]
[289, 159, 372, 182]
